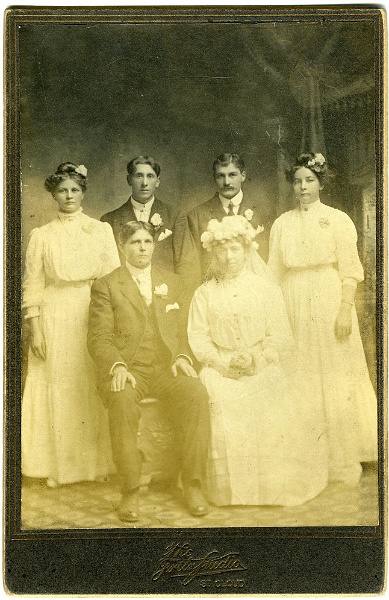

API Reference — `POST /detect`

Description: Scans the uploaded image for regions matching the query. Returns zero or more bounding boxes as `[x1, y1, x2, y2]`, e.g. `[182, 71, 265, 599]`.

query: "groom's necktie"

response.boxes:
[227, 202, 235, 216]
[135, 274, 152, 306]
[139, 206, 148, 222]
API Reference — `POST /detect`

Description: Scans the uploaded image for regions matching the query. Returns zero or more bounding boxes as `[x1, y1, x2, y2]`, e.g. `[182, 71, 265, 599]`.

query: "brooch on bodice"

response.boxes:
[319, 217, 330, 228]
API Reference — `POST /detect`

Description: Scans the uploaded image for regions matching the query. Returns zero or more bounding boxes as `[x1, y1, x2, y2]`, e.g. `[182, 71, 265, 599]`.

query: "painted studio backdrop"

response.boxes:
[20, 20, 377, 380]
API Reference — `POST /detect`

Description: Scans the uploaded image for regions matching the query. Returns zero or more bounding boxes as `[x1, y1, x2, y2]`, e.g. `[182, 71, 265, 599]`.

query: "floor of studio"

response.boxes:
[21, 463, 379, 530]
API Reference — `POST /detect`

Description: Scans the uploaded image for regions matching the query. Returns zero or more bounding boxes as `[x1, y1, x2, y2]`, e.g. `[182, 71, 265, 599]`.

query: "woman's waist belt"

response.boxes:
[288, 263, 336, 273]
[49, 279, 94, 288]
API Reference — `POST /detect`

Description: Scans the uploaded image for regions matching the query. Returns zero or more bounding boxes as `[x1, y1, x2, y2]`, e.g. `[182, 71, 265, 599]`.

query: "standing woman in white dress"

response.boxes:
[22, 162, 121, 487]
[188, 215, 328, 506]
[268, 152, 377, 486]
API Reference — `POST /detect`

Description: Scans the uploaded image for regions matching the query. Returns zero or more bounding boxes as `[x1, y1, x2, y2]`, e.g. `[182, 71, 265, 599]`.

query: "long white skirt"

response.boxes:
[201, 362, 329, 506]
[282, 265, 377, 484]
[22, 283, 115, 484]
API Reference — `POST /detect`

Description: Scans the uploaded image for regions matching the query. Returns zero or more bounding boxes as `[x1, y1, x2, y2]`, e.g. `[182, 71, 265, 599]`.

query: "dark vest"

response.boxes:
[132, 302, 169, 366]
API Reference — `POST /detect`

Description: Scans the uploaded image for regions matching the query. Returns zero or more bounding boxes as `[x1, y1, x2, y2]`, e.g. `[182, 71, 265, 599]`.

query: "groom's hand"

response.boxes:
[171, 357, 198, 378]
[111, 365, 137, 392]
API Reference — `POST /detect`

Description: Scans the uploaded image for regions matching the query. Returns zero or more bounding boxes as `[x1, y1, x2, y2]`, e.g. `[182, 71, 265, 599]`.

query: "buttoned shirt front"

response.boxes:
[130, 197, 155, 222]
[218, 189, 243, 215]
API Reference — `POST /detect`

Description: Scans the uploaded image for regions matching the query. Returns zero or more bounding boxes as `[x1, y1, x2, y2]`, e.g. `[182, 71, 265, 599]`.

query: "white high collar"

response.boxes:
[219, 189, 243, 208]
[299, 198, 321, 212]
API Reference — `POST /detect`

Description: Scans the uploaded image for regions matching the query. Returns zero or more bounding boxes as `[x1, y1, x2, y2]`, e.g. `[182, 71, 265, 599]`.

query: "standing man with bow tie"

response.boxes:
[175, 153, 268, 293]
[101, 156, 177, 272]
[87, 221, 210, 523]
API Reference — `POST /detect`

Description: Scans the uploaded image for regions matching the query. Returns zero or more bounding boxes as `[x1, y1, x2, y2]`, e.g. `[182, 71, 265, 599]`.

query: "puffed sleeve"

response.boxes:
[188, 284, 229, 374]
[267, 217, 287, 284]
[333, 210, 364, 285]
[98, 222, 121, 277]
[22, 228, 46, 319]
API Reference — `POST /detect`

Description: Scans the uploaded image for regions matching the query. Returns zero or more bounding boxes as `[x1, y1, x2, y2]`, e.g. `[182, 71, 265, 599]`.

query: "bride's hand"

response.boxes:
[226, 365, 245, 379]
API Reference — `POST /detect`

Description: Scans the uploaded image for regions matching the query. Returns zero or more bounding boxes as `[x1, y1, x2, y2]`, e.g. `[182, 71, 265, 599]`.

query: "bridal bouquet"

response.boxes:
[227, 351, 255, 379]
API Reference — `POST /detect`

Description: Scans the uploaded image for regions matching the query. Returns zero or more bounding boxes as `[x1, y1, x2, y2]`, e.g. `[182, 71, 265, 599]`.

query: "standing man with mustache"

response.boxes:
[175, 153, 268, 293]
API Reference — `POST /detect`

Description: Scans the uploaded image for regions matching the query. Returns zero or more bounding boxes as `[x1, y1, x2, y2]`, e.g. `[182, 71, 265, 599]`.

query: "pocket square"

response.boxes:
[166, 302, 179, 313]
[158, 229, 172, 242]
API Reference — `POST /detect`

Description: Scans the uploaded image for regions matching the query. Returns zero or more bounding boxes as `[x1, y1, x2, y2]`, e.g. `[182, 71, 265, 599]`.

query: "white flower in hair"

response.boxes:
[200, 231, 213, 246]
[75, 165, 88, 177]
[314, 153, 326, 165]
[307, 153, 326, 172]
[201, 215, 259, 251]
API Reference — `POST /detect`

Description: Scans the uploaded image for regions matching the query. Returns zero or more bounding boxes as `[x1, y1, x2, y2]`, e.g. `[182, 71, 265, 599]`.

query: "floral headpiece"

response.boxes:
[75, 164, 88, 177]
[201, 215, 262, 252]
[306, 153, 326, 173]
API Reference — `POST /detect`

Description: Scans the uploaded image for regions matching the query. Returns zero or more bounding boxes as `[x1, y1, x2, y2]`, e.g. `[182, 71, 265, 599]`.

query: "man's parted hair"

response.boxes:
[118, 221, 156, 245]
[127, 155, 161, 178]
[212, 153, 245, 176]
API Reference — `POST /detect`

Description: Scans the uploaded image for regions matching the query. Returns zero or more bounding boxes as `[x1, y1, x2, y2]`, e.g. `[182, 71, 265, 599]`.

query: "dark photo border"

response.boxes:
[4, 5, 386, 595]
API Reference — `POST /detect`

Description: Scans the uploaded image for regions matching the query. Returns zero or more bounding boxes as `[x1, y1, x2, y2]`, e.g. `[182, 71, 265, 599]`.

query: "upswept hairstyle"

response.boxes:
[212, 153, 245, 176]
[285, 152, 332, 186]
[44, 162, 88, 194]
[127, 156, 161, 178]
[118, 220, 156, 246]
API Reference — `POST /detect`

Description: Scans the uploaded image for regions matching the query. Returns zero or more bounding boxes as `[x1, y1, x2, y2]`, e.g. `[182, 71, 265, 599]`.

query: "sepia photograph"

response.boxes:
[5, 5, 386, 595]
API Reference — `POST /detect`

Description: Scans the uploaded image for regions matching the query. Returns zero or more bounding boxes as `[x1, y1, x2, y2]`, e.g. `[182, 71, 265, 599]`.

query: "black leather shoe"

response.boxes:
[118, 490, 139, 522]
[184, 483, 209, 517]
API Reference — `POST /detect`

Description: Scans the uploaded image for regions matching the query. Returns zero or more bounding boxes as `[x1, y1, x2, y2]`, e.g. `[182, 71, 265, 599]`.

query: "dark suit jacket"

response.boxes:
[174, 192, 269, 292]
[87, 264, 193, 382]
[101, 197, 178, 273]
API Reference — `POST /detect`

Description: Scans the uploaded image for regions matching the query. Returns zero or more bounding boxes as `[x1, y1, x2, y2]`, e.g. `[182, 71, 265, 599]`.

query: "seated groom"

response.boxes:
[87, 221, 210, 523]
[101, 155, 177, 272]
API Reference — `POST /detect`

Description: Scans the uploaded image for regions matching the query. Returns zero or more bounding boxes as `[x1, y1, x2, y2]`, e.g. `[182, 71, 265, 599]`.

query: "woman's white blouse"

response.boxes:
[188, 269, 294, 373]
[268, 200, 364, 286]
[22, 210, 120, 317]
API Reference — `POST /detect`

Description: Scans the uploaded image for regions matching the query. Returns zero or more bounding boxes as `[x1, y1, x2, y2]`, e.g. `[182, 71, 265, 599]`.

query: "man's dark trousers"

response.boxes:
[102, 362, 210, 494]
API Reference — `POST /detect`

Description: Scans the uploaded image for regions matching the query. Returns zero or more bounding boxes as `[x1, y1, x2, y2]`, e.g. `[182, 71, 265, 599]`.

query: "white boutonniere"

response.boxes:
[244, 209, 254, 221]
[158, 228, 172, 242]
[150, 213, 163, 227]
[154, 283, 168, 297]
[166, 302, 179, 313]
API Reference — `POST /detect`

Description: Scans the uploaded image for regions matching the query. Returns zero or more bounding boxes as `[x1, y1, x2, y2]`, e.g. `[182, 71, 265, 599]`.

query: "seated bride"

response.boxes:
[188, 215, 328, 507]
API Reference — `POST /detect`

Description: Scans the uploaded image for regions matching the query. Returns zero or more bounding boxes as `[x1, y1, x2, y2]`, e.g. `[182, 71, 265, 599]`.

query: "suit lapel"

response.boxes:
[208, 194, 226, 220]
[117, 266, 148, 316]
[150, 197, 170, 228]
[122, 199, 137, 223]
[151, 266, 170, 324]
[238, 194, 257, 215]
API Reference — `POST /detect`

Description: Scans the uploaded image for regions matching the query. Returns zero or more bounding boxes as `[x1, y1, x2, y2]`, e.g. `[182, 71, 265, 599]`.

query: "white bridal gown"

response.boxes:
[188, 269, 328, 506]
[22, 208, 120, 484]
